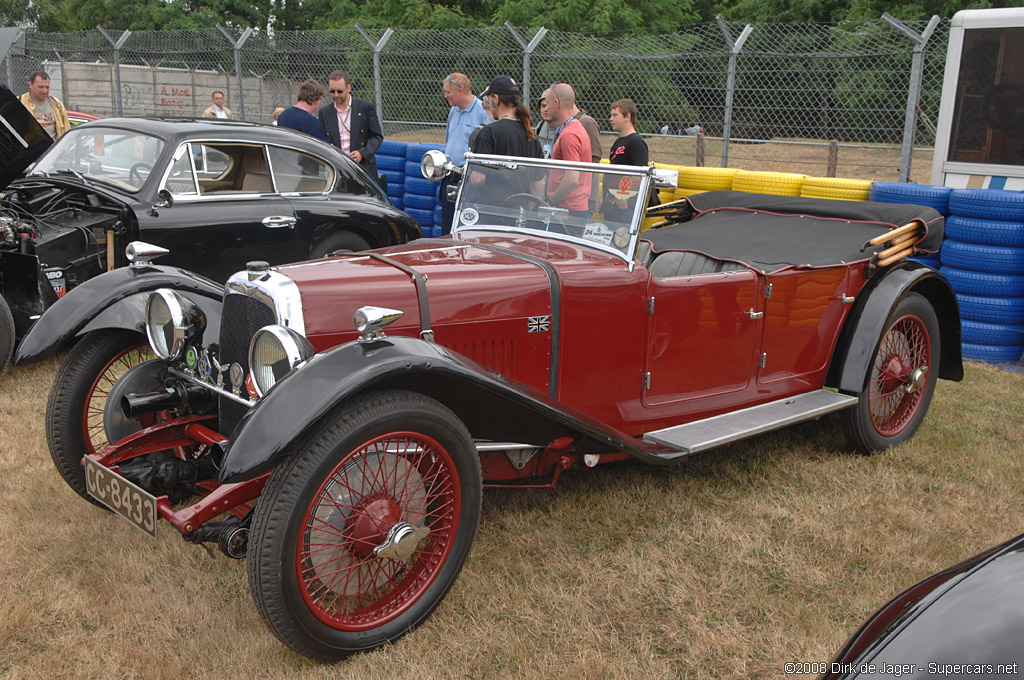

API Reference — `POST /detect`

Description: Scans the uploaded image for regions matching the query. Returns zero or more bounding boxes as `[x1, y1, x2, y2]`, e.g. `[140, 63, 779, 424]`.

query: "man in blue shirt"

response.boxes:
[441, 72, 487, 234]
[277, 79, 329, 144]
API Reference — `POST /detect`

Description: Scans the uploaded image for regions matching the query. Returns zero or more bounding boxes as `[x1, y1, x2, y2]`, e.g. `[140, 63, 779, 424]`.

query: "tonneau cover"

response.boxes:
[644, 190, 944, 273]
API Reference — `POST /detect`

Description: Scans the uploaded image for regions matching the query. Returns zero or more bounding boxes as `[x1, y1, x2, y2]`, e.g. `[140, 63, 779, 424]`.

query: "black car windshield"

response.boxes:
[455, 155, 654, 256]
[32, 126, 166, 193]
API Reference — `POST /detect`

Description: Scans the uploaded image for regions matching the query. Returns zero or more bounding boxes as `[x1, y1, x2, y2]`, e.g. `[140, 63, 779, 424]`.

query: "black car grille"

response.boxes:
[219, 292, 277, 436]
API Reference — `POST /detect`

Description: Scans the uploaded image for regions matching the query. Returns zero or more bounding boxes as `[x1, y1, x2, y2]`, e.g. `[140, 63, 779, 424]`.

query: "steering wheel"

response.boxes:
[502, 193, 551, 211]
[128, 162, 153, 185]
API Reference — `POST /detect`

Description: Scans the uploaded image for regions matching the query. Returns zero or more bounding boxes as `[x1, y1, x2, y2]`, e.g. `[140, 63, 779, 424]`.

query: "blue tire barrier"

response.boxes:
[376, 154, 406, 172]
[404, 193, 438, 211]
[940, 266, 1024, 298]
[941, 239, 1024, 275]
[404, 160, 423, 178]
[378, 140, 408, 156]
[405, 142, 445, 162]
[405, 177, 440, 196]
[909, 253, 940, 269]
[381, 168, 405, 186]
[961, 319, 1024, 346]
[869, 182, 952, 215]
[949, 189, 1024, 222]
[390, 197, 403, 211]
[386, 183, 404, 199]
[945, 216, 1024, 247]
[956, 293, 1024, 325]
[430, 226, 443, 237]
[962, 342, 1024, 365]
[406, 207, 435, 228]
[434, 204, 443, 222]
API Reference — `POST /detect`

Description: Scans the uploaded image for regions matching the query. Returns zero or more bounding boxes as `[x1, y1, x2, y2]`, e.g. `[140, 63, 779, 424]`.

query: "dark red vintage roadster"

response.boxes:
[15, 152, 961, 661]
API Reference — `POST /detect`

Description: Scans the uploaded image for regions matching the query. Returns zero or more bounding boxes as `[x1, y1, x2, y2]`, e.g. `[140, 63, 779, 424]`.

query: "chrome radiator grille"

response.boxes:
[218, 292, 277, 436]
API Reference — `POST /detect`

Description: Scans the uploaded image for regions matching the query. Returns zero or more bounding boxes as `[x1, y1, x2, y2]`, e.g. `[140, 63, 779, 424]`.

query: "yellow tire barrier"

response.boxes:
[800, 177, 872, 202]
[677, 166, 737, 191]
[731, 170, 805, 196]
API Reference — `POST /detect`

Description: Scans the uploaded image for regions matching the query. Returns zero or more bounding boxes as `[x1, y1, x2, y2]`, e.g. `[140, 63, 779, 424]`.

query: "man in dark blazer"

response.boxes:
[317, 69, 383, 179]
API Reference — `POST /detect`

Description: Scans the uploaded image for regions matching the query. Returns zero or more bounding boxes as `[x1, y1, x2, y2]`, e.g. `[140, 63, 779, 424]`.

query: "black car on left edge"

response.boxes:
[0, 85, 419, 371]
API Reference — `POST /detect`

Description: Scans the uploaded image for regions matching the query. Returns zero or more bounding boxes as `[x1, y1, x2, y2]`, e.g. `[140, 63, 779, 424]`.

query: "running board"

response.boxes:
[643, 390, 858, 454]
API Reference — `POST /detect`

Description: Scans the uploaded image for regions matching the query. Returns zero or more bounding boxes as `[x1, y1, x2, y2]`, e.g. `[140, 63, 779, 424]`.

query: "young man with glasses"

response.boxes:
[440, 72, 487, 234]
[318, 69, 384, 180]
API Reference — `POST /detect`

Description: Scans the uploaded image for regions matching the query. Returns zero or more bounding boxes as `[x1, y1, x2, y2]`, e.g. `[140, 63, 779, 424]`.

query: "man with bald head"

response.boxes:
[543, 83, 592, 217]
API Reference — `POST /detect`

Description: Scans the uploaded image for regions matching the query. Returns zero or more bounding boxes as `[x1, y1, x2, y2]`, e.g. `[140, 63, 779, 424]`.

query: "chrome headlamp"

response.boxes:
[421, 149, 454, 181]
[248, 325, 315, 397]
[145, 289, 205, 360]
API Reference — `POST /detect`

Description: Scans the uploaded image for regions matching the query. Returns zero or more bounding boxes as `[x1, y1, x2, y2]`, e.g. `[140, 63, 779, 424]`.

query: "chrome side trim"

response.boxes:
[224, 268, 306, 335]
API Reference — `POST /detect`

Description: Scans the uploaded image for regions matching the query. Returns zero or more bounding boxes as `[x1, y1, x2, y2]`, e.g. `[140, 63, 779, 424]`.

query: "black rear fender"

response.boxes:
[14, 264, 222, 365]
[218, 336, 667, 484]
[826, 262, 962, 394]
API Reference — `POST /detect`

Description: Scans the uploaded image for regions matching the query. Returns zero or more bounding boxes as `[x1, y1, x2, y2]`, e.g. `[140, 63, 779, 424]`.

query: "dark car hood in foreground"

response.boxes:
[0, 86, 52, 190]
[825, 532, 1024, 678]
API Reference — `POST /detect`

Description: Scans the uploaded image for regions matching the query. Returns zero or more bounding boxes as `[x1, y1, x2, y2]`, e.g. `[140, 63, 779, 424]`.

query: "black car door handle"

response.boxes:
[262, 216, 296, 229]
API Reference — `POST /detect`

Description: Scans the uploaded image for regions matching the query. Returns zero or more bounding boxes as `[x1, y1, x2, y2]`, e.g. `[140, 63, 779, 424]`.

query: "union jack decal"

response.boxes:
[527, 316, 550, 333]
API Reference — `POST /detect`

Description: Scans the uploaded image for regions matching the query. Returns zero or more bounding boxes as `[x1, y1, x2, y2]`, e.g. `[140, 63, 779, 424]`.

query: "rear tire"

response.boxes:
[45, 329, 152, 505]
[0, 295, 14, 375]
[309, 231, 371, 258]
[247, 390, 482, 662]
[842, 293, 940, 453]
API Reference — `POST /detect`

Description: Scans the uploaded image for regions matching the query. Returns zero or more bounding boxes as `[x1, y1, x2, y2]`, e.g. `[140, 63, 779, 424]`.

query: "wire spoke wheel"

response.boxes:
[842, 292, 940, 453]
[299, 431, 459, 630]
[82, 343, 154, 454]
[867, 315, 929, 436]
[248, 390, 481, 662]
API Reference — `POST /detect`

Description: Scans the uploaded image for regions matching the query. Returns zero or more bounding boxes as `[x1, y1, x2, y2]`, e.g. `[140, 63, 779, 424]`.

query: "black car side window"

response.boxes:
[164, 145, 198, 195]
[267, 146, 333, 193]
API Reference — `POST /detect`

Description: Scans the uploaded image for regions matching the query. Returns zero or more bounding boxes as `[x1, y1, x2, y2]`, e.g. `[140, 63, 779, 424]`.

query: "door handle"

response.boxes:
[749, 309, 764, 320]
[262, 216, 296, 229]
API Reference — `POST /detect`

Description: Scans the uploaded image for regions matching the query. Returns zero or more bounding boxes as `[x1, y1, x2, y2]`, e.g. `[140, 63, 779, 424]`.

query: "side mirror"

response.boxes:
[157, 189, 174, 208]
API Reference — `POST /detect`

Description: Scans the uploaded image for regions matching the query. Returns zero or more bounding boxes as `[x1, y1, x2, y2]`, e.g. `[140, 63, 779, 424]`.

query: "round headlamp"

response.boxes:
[145, 289, 205, 360]
[420, 149, 451, 181]
[248, 325, 315, 397]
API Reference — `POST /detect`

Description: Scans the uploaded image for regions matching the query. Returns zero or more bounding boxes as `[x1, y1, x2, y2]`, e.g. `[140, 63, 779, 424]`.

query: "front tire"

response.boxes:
[0, 295, 14, 374]
[309, 231, 371, 258]
[247, 390, 482, 662]
[45, 329, 152, 505]
[842, 292, 940, 452]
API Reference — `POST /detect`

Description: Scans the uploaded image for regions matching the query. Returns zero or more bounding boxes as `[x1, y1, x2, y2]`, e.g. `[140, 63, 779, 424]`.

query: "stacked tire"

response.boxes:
[377, 140, 408, 212]
[939, 189, 1024, 366]
[405, 143, 445, 237]
[731, 170, 805, 197]
[869, 182, 952, 269]
[801, 177, 872, 202]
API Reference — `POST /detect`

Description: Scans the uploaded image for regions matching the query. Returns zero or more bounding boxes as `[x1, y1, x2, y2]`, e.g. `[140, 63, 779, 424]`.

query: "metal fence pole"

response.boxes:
[356, 25, 394, 122]
[506, 23, 548, 105]
[717, 15, 752, 168]
[217, 25, 253, 120]
[97, 26, 131, 116]
[883, 13, 940, 183]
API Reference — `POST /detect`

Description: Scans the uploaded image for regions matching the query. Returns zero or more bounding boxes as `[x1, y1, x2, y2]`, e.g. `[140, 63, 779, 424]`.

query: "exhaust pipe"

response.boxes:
[121, 382, 212, 419]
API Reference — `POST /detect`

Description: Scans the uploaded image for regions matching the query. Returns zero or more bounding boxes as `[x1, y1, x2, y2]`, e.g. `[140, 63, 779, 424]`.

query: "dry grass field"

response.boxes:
[2, 354, 1023, 679]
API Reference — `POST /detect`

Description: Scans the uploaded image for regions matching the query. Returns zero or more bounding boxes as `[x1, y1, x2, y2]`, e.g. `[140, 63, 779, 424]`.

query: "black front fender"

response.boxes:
[14, 264, 223, 365]
[219, 336, 679, 484]
[827, 262, 963, 394]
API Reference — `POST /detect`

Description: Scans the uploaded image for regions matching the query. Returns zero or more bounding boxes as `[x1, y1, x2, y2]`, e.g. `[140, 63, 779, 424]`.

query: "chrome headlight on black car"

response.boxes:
[248, 325, 315, 397]
[145, 289, 206, 360]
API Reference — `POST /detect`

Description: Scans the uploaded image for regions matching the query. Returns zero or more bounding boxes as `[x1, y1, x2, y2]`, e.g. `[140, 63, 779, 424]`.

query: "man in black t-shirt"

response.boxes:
[465, 75, 544, 208]
[604, 98, 658, 224]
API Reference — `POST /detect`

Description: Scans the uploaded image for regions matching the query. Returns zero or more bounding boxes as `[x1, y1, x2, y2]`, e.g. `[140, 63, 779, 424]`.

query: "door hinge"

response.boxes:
[764, 283, 773, 299]
[643, 372, 651, 389]
[759, 353, 767, 368]
[648, 297, 655, 314]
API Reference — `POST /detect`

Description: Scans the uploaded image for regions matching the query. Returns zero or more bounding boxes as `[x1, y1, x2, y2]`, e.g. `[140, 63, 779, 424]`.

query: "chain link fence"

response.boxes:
[2, 17, 949, 183]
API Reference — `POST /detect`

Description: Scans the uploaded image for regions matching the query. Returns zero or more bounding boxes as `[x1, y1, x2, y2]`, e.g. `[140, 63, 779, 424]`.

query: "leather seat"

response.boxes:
[240, 152, 271, 193]
[648, 250, 747, 278]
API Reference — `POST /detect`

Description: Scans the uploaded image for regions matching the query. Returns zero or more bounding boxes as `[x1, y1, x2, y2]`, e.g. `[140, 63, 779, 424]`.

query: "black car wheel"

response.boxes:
[0, 295, 14, 374]
[842, 292, 940, 453]
[309, 231, 371, 258]
[45, 329, 154, 505]
[247, 390, 482, 662]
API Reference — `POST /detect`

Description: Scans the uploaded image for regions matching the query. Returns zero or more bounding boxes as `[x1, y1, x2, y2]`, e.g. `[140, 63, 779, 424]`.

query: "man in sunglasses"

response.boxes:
[318, 69, 383, 179]
[440, 72, 487, 234]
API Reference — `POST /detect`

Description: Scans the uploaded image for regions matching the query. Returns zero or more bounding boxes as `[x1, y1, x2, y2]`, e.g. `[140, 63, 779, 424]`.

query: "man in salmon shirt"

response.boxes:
[543, 83, 592, 219]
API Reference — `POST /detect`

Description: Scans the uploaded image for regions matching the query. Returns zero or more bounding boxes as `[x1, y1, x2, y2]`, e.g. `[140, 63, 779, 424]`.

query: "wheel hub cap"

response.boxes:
[878, 355, 909, 392]
[905, 366, 928, 394]
[374, 522, 430, 561]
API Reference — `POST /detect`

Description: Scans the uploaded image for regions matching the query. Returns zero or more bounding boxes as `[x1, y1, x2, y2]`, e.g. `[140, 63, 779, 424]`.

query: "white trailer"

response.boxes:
[931, 8, 1024, 190]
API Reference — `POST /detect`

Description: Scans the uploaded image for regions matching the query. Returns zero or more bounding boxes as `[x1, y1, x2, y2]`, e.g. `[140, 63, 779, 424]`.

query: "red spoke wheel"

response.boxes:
[45, 329, 153, 505]
[842, 292, 940, 452]
[247, 390, 481, 662]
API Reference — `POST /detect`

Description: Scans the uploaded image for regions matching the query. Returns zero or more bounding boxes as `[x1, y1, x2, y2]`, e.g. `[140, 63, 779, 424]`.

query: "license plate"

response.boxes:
[84, 456, 158, 540]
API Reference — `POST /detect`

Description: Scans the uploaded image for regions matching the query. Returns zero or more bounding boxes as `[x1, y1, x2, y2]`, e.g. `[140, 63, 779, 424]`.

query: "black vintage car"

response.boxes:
[0, 86, 419, 370]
